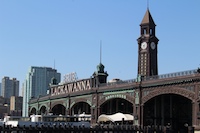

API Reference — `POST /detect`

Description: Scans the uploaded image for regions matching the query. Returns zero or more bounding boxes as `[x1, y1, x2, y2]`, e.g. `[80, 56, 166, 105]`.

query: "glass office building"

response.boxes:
[22, 66, 61, 117]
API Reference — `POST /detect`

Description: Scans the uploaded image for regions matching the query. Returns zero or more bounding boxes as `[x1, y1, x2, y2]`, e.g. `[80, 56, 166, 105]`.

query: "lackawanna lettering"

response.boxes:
[51, 79, 91, 96]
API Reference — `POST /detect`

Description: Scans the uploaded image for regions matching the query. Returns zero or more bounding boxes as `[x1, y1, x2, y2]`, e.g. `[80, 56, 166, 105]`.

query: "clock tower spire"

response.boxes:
[137, 9, 159, 77]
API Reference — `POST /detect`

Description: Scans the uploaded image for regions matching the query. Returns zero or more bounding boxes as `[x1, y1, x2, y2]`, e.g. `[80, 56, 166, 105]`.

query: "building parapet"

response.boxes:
[143, 69, 197, 81]
[99, 79, 136, 87]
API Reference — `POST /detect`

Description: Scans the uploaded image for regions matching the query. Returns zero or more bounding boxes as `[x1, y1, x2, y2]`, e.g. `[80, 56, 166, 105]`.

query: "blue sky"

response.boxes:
[0, 1, 200, 93]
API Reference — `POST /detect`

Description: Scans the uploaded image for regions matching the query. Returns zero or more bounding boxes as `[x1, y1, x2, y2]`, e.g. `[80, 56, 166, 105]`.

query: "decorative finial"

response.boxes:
[147, 0, 149, 9]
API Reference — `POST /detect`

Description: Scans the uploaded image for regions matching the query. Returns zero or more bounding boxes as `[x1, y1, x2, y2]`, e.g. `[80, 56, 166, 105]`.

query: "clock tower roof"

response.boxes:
[141, 9, 155, 26]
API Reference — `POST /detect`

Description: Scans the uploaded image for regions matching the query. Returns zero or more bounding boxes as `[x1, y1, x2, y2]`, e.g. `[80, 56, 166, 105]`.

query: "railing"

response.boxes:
[99, 69, 198, 88]
[0, 125, 194, 133]
[144, 69, 197, 81]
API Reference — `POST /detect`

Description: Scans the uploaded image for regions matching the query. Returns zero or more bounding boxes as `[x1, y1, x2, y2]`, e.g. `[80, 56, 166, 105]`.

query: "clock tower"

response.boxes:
[137, 9, 159, 77]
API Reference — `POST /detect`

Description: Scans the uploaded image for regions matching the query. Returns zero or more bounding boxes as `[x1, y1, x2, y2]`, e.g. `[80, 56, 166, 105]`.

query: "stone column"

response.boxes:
[90, 106, 96, 125]
[192, 101, 198, 127]
[140, 104, 144, 127]
[193, 84, 199, 128]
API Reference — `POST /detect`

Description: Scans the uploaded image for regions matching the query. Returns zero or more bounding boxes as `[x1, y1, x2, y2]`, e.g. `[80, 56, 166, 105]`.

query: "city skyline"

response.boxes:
[1, 1, 200, 91]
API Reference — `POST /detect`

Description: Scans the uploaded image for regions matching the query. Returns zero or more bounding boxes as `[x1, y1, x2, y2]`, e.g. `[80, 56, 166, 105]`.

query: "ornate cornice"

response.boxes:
[98, 93, 134, 106]
[142, 87, 195, 104]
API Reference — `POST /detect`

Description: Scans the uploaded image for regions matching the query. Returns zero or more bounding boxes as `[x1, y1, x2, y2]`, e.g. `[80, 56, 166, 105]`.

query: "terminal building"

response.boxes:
[29, 9, 200, 132]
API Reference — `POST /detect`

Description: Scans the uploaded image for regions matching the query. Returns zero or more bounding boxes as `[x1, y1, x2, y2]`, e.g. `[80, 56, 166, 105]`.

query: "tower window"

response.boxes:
[150, 29, 152, 35]
[143, 29, 147, 35]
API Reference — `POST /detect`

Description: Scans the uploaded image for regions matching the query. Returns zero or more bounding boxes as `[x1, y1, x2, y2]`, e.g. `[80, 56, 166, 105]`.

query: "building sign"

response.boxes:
[63, 72, 78, 83]
[51, 79, 91, 96]
[105, 94, 126, 100]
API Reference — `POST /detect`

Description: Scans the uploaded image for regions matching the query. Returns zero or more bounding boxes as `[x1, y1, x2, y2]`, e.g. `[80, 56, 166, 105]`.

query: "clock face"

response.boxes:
[150, 42, 156, 50]
[141, 42, 147, 49]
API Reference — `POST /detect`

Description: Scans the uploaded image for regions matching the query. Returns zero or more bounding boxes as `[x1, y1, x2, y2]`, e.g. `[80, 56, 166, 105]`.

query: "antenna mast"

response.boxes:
[100, 40, 102, 64]
[54, 59, 56, 77]
[54, 59, 55, 70]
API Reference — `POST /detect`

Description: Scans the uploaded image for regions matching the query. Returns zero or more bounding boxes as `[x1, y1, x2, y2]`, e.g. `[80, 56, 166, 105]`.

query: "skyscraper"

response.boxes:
[1, 77, 19, 98]
[22, 66, 61, 117]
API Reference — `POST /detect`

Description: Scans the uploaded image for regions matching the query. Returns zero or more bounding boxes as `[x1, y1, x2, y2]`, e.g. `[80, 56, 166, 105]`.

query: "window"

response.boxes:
[143, 28, 147, 35]
[150, 29, 153, 35]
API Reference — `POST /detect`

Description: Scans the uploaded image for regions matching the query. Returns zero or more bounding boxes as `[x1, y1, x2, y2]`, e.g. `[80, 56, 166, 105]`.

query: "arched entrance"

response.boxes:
[100, 98, 133, 115]
[52, 104, 66, 115]
[30, 108, 37, 115]
[143, 94, 192, 132]
[40, 106, 47, 115]
[71, 102, 91, 115]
